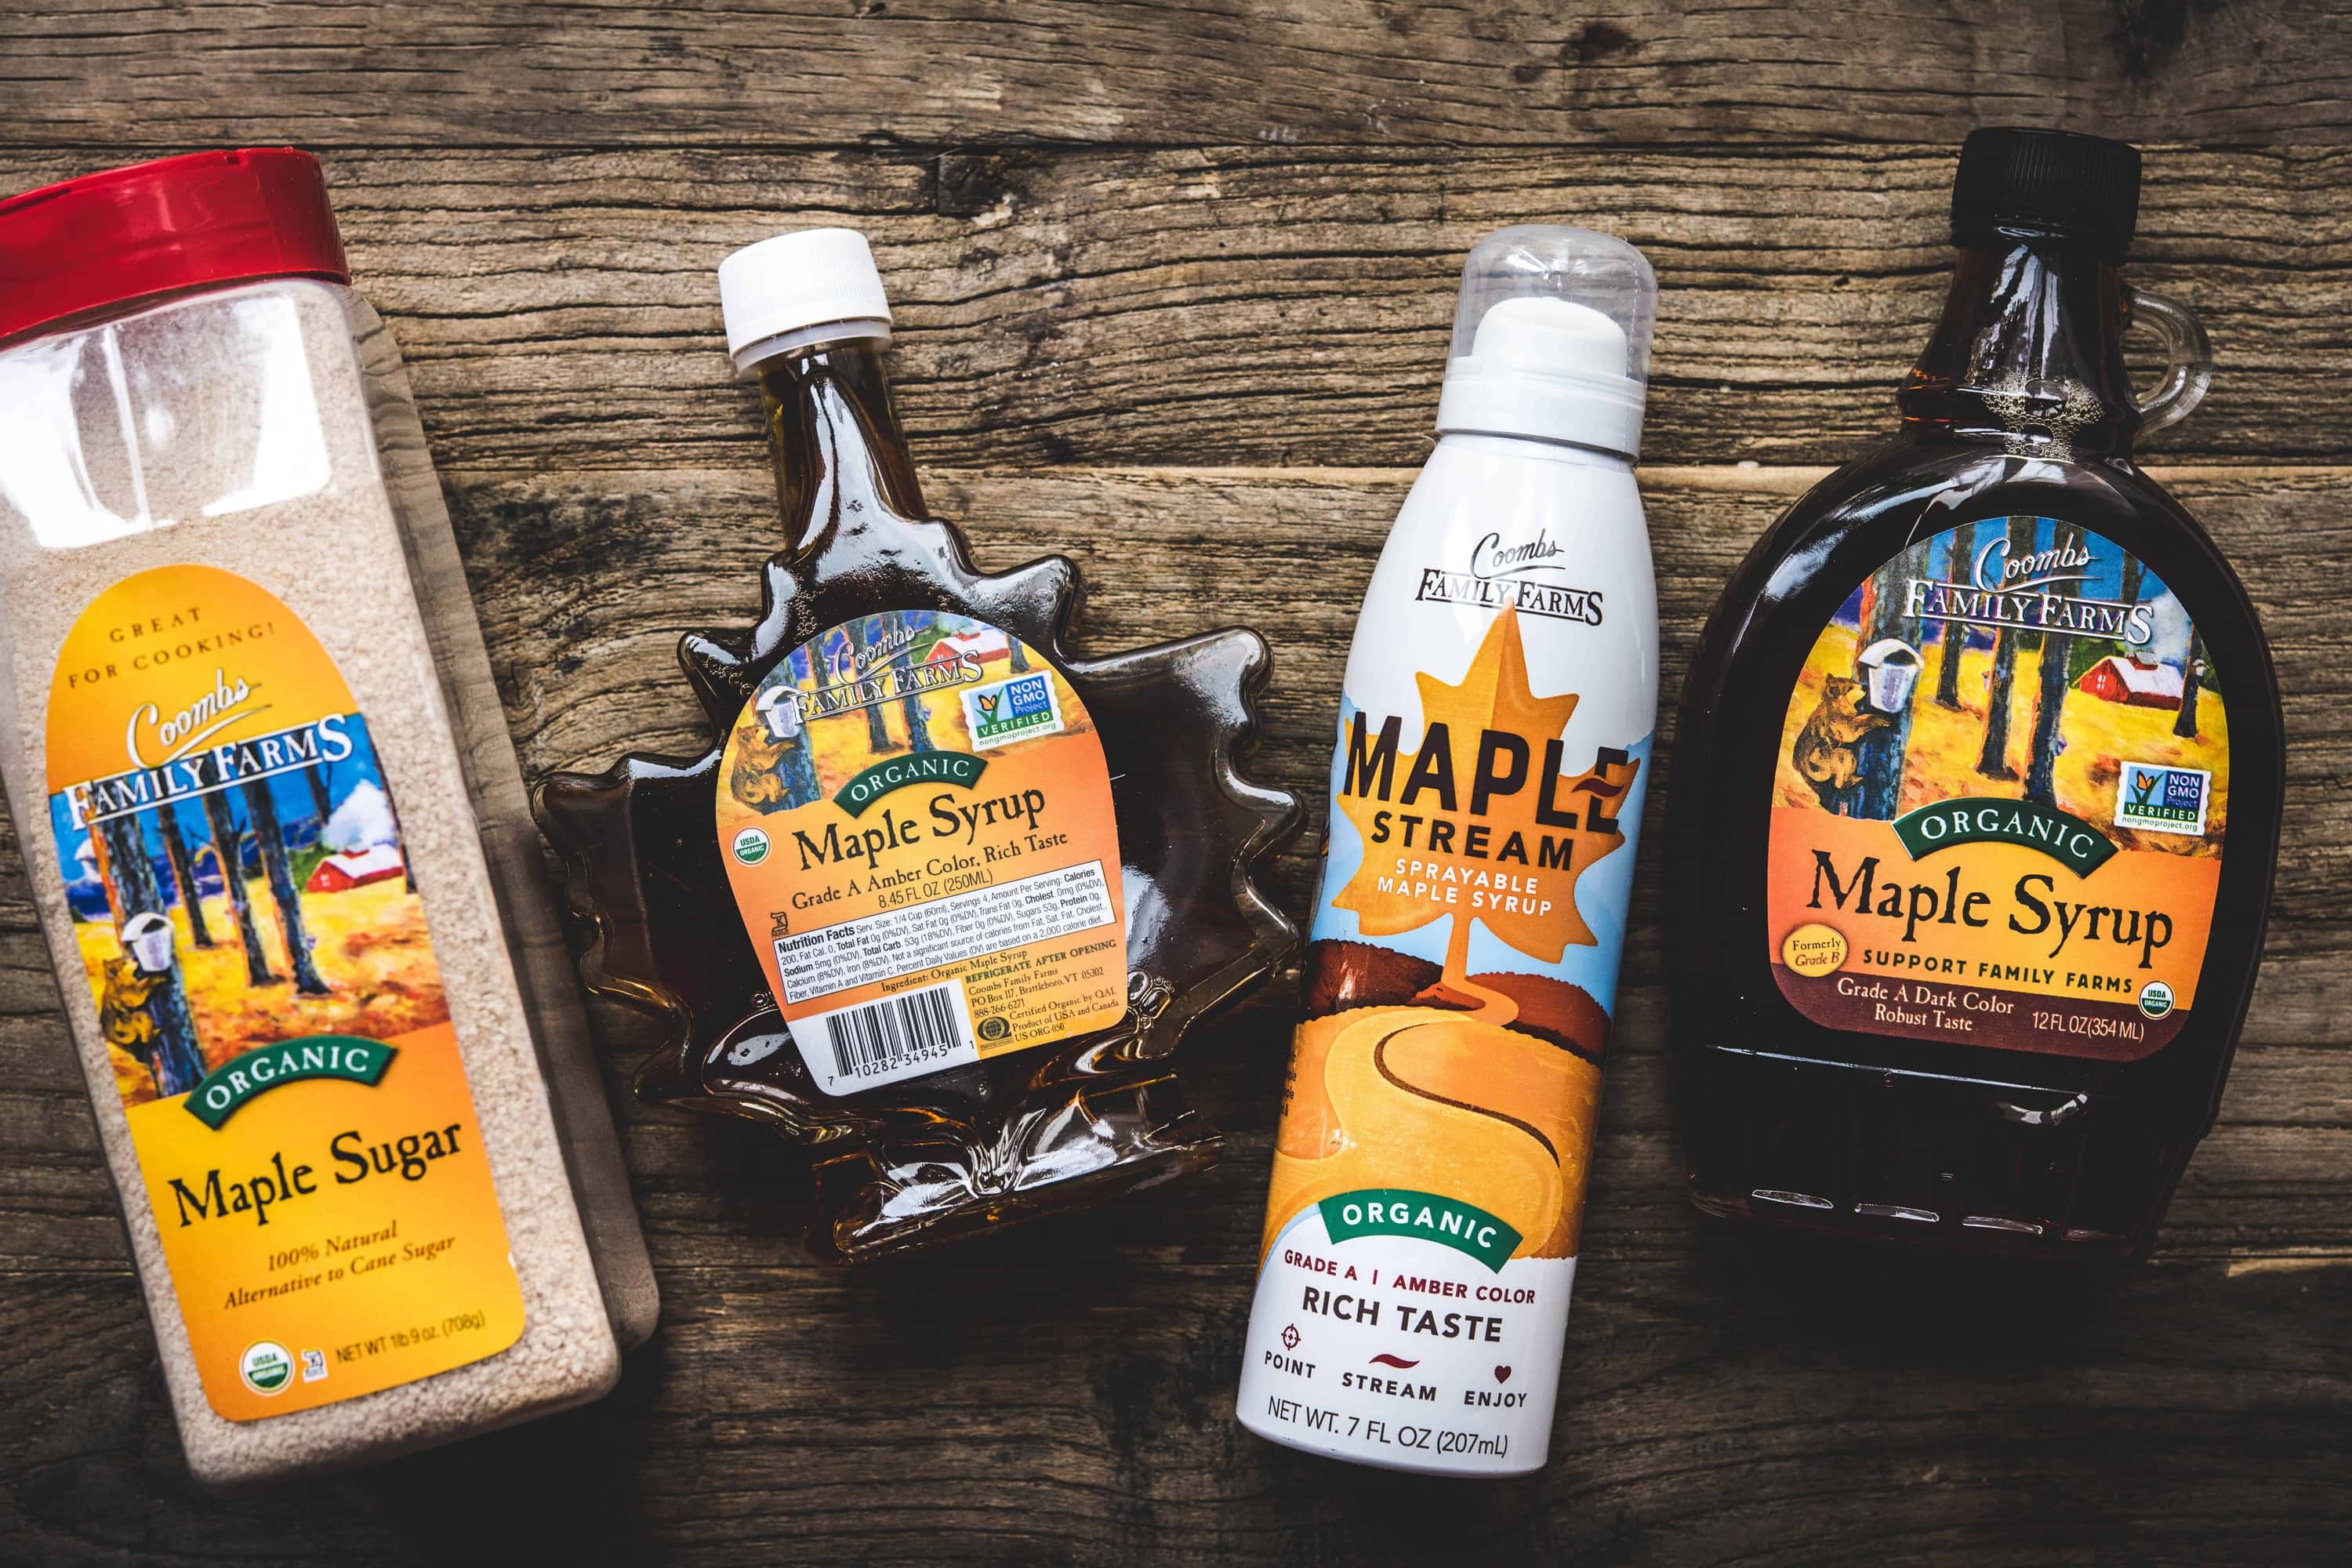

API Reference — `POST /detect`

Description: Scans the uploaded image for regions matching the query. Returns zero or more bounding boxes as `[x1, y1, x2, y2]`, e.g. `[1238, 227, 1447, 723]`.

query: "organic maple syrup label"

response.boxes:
[1240, 601, 1652, 1471]
[715, 610, 1127, 1096]
[1764, 517, 2228, 1059]
[44, 566, 524, 1421]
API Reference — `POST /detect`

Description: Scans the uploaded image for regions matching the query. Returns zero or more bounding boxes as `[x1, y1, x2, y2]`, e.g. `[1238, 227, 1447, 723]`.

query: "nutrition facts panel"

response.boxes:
[775, 862, 1116, 1004]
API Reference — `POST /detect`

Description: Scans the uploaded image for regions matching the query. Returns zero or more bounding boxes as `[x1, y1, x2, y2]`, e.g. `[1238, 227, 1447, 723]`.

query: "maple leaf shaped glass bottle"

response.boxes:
[1237, 227, 1661, 1475]
[539, 229, 1302, 1261]
[1666, 129, 2284, 1262]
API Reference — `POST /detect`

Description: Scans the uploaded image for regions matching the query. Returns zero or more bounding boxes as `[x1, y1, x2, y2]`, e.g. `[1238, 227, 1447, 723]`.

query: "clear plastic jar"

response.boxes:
[0, 149, 654, 1486]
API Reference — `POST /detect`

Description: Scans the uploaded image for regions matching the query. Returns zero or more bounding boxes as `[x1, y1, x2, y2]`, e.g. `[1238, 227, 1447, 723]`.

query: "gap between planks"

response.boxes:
[434, 463, 2352, 487]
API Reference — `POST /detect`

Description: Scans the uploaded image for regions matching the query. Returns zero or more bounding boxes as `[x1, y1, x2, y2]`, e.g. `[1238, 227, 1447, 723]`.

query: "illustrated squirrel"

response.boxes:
[731, 688, 822, 812]
[98, 953, 164, 1087]
[1790, 673, 1893, 808]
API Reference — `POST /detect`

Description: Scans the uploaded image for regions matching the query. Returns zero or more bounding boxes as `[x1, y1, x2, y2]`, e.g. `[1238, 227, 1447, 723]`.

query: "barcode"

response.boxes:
[817, 982, 973, 1086]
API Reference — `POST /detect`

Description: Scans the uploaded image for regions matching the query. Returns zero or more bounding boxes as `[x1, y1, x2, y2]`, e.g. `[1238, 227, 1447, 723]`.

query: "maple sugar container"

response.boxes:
[0, 150, 655, 1486]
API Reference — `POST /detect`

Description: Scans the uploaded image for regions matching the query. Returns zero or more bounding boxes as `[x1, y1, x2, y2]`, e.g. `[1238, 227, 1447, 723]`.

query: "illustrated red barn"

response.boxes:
[924, 626, 1011, 667]
[304, 844, 405, 892]
[2077, 655, 2184, 710]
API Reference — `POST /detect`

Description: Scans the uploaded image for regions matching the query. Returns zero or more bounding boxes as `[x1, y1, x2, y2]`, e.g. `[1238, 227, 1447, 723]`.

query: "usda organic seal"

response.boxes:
[240, 1340, 294, 1396]
[731, 826, 771, 866]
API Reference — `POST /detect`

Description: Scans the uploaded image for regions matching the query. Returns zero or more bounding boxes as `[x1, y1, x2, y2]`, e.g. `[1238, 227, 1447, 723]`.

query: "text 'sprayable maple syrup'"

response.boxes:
[1237, 228, 1660, 1475]
[539, 229, 1301, 1261]
[1666, 130, 2285, 1262]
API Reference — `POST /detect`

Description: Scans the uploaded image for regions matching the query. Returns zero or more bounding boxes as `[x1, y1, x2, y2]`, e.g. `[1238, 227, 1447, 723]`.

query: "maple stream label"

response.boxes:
[45, 565, 524, 1421]
[716, 611, 1127, 1096]
[1240, 603, 1651, 1472]
[1764, 517, 2229, 1059]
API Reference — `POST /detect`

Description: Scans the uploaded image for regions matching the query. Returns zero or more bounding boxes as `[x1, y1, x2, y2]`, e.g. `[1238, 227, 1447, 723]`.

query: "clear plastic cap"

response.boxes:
[1433, 225, 1657, 457]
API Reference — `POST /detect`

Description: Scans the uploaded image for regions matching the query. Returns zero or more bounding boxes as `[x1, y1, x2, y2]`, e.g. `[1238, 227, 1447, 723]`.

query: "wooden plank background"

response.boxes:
[3, 2, 2350, 1562]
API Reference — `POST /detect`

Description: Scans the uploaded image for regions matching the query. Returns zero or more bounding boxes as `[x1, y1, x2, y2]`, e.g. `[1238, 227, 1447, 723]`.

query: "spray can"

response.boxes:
[1236, 227, 1659, 1475]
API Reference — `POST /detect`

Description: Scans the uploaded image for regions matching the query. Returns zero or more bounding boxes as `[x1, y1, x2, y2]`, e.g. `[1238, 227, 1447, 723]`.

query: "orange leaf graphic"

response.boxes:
[1331, 608, 1638, 969]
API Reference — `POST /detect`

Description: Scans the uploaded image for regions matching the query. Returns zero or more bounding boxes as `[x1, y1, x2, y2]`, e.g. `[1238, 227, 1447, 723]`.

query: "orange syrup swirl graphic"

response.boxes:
[1265, 609, 1632, 1262]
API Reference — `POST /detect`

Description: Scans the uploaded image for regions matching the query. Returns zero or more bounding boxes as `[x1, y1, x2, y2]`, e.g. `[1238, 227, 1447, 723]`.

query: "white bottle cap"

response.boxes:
[1433, 225, 1657, 457]
[717, 227, 892, 375]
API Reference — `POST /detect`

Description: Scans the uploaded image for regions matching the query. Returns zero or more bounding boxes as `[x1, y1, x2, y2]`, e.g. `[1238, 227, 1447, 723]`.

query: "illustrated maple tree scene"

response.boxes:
[1777, 521, 2230, 856]
[724, 609, 1074, 812]
[54, 723, 449, 1110]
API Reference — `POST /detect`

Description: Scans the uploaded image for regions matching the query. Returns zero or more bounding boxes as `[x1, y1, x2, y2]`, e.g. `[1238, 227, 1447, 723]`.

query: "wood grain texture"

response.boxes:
[6, 143, 2346, 470]
[0, 464, 2347, 1564]
[4, 0, 2350, 148]
[5, 1250, 2350, 1564]
[3, 2, 2351, 1559]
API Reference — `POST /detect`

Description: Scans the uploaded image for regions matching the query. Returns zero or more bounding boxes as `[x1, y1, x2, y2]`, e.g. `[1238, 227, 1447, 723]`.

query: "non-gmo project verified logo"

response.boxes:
[2114, 762, 2211, 837]
[961, 671, 1063, 750]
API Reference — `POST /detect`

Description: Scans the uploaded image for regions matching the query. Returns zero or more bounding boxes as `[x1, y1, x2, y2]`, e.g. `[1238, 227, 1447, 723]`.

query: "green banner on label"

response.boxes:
[831, 751, 988, 817]
[1317, 1188, 1523, 1272]
[1891, 796, 2116, 876]
[183, 1036, 396, 1129]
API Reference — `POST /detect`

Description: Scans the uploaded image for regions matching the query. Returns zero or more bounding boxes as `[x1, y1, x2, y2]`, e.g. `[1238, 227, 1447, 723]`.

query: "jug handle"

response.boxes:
[2126, 286, 2213, 436]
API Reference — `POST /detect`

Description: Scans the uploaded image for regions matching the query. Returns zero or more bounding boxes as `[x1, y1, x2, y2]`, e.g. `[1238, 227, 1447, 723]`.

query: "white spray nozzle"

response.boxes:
[1468, 296, 1630, 379]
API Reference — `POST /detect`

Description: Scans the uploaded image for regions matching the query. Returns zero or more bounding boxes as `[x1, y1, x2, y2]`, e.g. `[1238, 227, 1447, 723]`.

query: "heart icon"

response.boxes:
[1494, 1366, 1513, 1384]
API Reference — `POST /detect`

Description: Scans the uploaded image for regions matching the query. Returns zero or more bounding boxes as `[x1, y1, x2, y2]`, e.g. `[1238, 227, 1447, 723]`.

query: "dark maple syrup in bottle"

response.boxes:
[1665, 130, 2284, 1262]
[539, 229, 1301, 1261]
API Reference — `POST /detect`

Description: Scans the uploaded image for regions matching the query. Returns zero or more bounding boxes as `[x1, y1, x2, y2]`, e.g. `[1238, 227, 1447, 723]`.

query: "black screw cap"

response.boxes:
[1951, 128, 2143, 260]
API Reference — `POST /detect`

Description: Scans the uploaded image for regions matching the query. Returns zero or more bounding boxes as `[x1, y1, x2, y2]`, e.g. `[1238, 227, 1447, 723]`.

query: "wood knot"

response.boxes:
[1566, 21, 1638, 65]
[936, 152, 1012, 218]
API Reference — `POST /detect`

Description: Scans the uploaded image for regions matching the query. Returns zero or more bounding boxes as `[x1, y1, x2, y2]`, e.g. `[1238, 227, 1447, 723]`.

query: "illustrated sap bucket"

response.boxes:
[1857, 637, 1922, 713]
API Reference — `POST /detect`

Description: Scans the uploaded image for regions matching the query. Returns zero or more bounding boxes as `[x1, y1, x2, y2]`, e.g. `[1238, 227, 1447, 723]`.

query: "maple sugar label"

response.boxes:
[44, 566, 524, 1421]
[716, 610, 1127, 1096]
[1765, 517, 2228, 1059]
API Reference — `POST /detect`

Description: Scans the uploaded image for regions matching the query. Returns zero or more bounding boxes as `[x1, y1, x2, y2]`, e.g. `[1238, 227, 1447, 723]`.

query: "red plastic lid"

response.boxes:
[0, 148, 348, 345]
